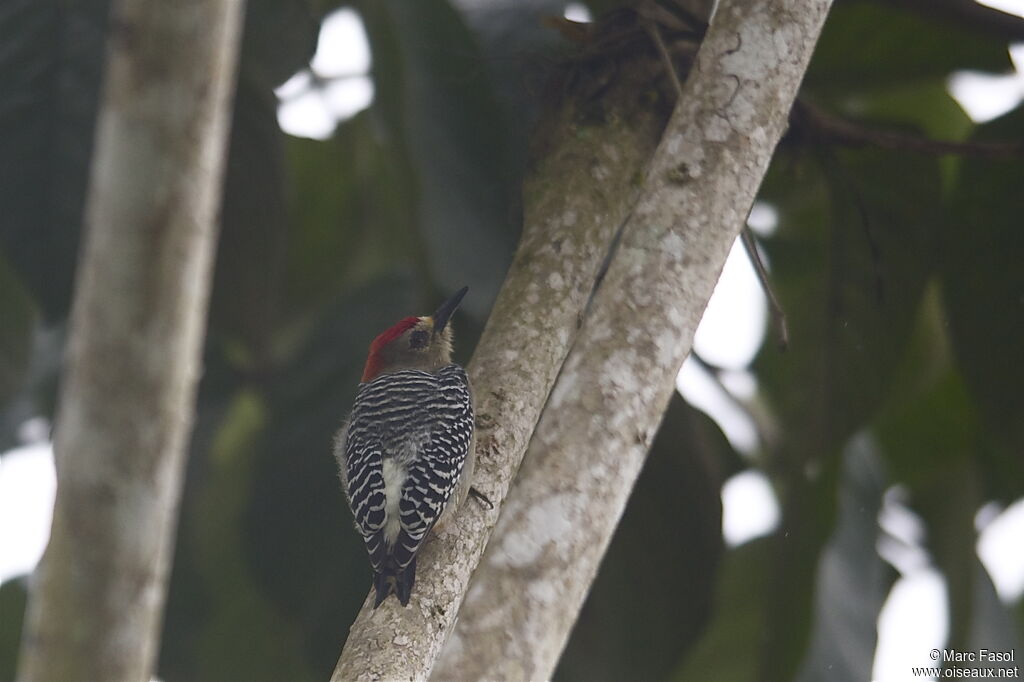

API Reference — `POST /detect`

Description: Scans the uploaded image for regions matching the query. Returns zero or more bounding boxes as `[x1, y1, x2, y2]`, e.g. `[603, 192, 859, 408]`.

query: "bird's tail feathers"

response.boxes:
[372, 556, 417, 608]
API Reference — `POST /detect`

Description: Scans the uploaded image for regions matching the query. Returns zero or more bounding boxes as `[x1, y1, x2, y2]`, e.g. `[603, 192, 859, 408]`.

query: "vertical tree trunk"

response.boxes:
[16, 1, 244, 680]
[433, 0, 832, 679]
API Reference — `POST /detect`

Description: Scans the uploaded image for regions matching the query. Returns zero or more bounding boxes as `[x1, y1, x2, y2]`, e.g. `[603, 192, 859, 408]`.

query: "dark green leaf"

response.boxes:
[454, 0, 575, 138]
[756, 143, 938, 454]
[361, 0, 521, 317]
[806, 2, 1012, 96]
[0, 579, 27, 681]
[794, 436, 895, 682]
[209, 82, 290, 365]
[160, 385, 317, 682]
[206, 0, 321, 363]
[193, 391, 316, 682]
[941, 107, 1024, 465]
[160, 349, 252, 681]
[759, 457, 842, 682]
[281, 111, 418, 320]
[968, 557, 1022, 654]
[239, 0, 319, 91]
[0, 325, 63, 454]
[672, 537, 773, 682]
[0, 253, 35, 408]
[874, 369, 983, 652]
[848, 79, 975, 143]
[876, 370, 985, 492]
[0, 0, 109, 319]
[872, 342, 1022, 657]
[752, 142, 939, 680]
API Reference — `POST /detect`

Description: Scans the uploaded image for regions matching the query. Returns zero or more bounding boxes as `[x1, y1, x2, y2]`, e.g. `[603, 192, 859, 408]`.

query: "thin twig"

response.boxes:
[636, 0, 708, 36]
[794, 99, 1024, 159]
[690, 351, 760, 426]
[741, 226, 789, 350]
[644, 17, 685, 99]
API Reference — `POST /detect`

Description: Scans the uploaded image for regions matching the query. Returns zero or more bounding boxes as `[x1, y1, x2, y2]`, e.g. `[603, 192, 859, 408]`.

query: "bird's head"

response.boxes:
[361, 286, 469, 382]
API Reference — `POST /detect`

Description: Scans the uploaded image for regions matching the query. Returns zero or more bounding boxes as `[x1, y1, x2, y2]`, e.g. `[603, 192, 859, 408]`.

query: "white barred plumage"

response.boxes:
[333, 288, 475, 607]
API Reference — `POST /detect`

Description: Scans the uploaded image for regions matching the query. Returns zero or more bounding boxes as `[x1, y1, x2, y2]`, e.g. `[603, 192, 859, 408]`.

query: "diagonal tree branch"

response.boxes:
[879, 0, 1024, 42]
[792, 98, 1024, 159]
[15, 1, 244, 681]
[331, 46, 674, 682]
[432, 0, 833, 678]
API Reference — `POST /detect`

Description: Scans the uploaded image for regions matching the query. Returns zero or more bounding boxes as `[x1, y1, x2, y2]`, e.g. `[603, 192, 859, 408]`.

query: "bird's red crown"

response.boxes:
[362, 317, 421, 382]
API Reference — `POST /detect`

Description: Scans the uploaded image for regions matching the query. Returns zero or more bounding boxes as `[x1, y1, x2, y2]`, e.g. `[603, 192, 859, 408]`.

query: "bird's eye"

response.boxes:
[410, 330, 429, 349]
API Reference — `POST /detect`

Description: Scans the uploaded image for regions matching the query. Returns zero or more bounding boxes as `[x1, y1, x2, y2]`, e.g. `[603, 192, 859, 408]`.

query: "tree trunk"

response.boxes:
[335, 0, 832, 678]
[432, 0, 832, 679]
[332, 43, 672, 682]
[15, 1, 244, 680]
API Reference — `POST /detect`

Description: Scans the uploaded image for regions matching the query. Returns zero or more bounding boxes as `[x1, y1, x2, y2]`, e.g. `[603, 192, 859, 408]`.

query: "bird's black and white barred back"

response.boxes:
[336, 363, 474, 607]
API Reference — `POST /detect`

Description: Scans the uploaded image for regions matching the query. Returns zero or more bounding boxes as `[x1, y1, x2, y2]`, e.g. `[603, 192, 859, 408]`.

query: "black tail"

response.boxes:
[372, 556, 417, 608]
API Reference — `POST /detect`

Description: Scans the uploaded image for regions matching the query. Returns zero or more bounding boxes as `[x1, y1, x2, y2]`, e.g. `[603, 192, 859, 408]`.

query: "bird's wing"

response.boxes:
[392, 365, 474, 571]
[342, 393, 389, 573]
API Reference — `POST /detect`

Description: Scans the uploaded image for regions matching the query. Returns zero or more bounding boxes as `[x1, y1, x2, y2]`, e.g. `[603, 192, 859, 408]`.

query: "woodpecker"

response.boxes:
[334, 287, 475, 608]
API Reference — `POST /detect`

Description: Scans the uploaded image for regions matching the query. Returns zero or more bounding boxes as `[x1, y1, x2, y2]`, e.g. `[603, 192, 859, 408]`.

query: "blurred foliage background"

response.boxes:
[1, 0, 1023, 680]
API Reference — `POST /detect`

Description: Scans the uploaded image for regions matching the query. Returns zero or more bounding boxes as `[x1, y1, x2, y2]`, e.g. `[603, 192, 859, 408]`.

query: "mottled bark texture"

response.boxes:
[15, 2, 244, 681]
[332, 49, 675, 682]
[433, 0, 832, 680]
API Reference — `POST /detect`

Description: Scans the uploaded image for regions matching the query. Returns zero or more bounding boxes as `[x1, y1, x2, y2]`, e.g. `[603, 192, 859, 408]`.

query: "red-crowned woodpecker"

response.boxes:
[334, 287, 475, 608]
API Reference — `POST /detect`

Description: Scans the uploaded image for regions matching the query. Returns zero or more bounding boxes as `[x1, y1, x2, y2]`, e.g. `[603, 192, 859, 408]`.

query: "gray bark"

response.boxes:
[432, 0, 833, 679]
[15, 1, 244, 681]
[332, 53, 672, 682]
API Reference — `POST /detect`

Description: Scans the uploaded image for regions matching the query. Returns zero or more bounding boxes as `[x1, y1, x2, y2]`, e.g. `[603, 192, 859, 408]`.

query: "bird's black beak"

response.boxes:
[433, 286, 468, 333]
